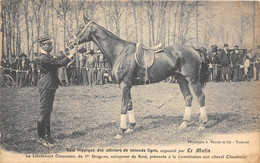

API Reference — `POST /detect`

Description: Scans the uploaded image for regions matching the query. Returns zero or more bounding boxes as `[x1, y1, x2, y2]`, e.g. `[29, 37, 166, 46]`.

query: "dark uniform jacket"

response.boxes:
[37, 51, 71, 89]
[231, 52, 240, 68]
[18, 58, 30, 71]
[219, 49, 231, 66]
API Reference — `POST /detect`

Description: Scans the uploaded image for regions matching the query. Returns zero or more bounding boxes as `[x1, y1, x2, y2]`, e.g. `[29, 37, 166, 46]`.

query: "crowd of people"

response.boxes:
[1, 43, 260, 88]
[206, 44, 260, 83]
[1, 47, 114, 88]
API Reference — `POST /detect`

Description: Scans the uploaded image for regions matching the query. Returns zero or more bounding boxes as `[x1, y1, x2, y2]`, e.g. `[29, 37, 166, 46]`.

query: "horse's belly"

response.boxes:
[132, 65, 175, 85]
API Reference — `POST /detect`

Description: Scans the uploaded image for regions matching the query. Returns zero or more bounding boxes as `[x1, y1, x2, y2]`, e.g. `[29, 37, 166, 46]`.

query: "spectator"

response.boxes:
[210, 45, 221, 82]
[254, 45, 260, 81]
[17, 53, 30, 87]
[75, 52, 83, 85]
[79, 51, 87, 85]
[244, 52, 251, 81]
[231, 45, 240, 82]
[219, 43, 232, 82]
[96, 53, 104, 85]
[86, 49, 96, 85]
[81, 52, 88, 85]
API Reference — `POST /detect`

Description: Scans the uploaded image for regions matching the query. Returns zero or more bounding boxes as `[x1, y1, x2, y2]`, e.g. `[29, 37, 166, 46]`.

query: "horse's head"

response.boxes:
[67, 14, 94, 49]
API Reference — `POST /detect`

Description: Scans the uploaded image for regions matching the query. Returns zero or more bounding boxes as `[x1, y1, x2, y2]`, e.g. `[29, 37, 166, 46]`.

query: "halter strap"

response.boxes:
[71, 21, 93, 48]
[81, 21, 93, 36]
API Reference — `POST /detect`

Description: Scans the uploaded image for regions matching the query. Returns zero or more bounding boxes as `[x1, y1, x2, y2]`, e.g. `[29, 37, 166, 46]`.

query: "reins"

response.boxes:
[71, 21, 94, 49]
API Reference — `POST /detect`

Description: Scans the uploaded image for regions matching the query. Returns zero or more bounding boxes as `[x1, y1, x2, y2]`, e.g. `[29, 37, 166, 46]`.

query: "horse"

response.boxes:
[68, 15, 209, 139]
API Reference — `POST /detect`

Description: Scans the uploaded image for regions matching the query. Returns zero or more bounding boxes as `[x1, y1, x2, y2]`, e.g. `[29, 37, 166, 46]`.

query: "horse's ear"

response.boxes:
[83, 11, 90, 24]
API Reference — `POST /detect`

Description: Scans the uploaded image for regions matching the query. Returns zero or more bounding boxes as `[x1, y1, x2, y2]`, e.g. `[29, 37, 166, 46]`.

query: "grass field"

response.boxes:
[0, 81, 259, 154]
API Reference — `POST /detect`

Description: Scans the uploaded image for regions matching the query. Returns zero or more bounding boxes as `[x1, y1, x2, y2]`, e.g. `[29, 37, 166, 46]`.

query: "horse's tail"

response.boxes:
[197, 48, 210, 88]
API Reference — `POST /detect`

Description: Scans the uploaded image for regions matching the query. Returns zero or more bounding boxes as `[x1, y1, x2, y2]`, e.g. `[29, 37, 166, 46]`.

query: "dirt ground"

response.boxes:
[0, 81, 259, 153]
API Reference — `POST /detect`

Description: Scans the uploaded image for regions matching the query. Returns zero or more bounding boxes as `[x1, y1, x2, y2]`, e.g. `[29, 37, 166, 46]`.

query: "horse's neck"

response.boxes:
[91, 26, 127, 67]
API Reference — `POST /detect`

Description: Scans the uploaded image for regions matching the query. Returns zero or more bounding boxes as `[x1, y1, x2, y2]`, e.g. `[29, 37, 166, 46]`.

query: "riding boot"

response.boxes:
[45, 120, 58, 144]
[37, 121, 45, 139]
[45, 121, 51, 140]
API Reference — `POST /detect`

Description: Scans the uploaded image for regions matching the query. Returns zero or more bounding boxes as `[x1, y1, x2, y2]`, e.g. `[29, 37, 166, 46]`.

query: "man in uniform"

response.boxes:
[36, 36, 76, 146]
[231, 45, 240, 82]
[255, 45, 260, 81]
[219, 43, 232, 82]
[86, 49, 96, 85]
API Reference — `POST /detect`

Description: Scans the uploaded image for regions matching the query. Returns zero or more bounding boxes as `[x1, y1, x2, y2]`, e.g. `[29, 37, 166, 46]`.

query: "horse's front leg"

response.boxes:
[115, 81, 136, 139]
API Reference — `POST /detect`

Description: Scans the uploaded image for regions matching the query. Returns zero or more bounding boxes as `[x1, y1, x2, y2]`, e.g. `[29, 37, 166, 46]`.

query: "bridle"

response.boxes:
[69, 21, 93, 48]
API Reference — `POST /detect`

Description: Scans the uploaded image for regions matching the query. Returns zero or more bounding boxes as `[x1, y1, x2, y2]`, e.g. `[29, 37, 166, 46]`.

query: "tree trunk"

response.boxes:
[167, 3, 172, 46]
[23, 0, 30, 56]
[125, 9, 128, 40]
[64, 15, 67, 52]
[173, 6, 178, 45]
[196, 1, 199, 48]
[1, 2, 5, 57]
[51, 0, 56, 55]
[253, 1, 256, 48]
[139, 1, 143, 44]
[148, 13, 151, 46]
[30, 19, 34, 60]
[132, 1, 138, 42]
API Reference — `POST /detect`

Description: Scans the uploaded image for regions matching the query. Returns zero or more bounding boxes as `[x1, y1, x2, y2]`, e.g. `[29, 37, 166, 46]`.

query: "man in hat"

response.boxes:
[17, 53, 30, 87]
[36, 36, 76, 146]
[254, 45, 260, 81]
[86, 49, 96, 85]
[219, 43, 232, 82]
[231, 45, 240, 82]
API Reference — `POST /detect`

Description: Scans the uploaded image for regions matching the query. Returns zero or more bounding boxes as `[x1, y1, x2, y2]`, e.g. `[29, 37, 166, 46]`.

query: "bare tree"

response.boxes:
[155, 1, 167, 44]
[177, 1, 196, 45]
[138, 1, 144, 44]
[1, 1, 6, 58]
[233, 15, 250, 48]
[131, 0, 138, 42]
[146, 0, 156, 46]
[252, 1, 256, 48]
[52, 0, 71, 50]
[21, 0, 30, 55]
[32, 0, 44, 55]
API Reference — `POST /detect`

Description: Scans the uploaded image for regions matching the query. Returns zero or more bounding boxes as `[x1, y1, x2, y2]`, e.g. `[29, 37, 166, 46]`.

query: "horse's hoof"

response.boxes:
[198, 123, 206, 131]
[178, 121, 189, 131]
[115, 134, 124, 139]
[125, 128, 134, 134]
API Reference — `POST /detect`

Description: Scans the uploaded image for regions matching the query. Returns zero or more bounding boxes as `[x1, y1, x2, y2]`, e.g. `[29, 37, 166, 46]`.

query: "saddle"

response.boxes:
[134, 43, 165, 84]
[135, 43, 164, 69]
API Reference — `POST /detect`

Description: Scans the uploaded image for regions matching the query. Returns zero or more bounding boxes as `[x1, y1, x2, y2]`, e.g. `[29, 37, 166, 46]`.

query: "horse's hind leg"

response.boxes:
[175, 74, 193, 131]
[191, 81, 207, 131]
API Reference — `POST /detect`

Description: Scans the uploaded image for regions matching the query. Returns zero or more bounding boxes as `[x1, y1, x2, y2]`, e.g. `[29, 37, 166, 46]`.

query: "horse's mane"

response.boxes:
[95, 23, 125, 42]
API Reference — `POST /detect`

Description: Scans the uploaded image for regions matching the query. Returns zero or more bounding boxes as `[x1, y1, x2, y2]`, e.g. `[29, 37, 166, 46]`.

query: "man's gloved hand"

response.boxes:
[68, 47, 78, 59]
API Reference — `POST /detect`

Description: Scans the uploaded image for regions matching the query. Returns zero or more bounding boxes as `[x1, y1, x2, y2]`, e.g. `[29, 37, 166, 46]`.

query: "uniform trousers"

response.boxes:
[38, 88, 56, 115]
